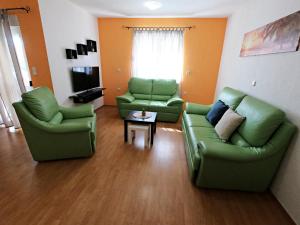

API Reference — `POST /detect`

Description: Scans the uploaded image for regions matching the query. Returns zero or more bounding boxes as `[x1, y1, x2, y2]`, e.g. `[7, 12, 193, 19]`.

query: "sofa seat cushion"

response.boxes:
[183, 112, 213, 128]
[236, 96, 285, 147]
[49, 112, 63, 125]
[132, 94, 151, 100]
[149, 101, 180, 113]
[230, 132, 250, 147]
[151, 94, 171, 101]
[119, 100, 150, 111]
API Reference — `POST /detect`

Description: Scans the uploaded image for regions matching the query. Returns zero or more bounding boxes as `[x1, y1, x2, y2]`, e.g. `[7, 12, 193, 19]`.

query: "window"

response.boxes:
[131, 29, 184, 82]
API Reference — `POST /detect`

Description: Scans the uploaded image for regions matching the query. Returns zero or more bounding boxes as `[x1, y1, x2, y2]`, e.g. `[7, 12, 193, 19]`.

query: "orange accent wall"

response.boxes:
[0, 0, 53, 90]
[98, 18, 227, 105]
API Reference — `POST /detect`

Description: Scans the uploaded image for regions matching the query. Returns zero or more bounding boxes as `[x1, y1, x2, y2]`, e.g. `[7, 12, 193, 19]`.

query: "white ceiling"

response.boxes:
[69, 0, 248, 18]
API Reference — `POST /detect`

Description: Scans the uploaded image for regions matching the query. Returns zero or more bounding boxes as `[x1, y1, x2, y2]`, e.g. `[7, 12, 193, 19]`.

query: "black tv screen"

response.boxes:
[71, 67, 100, 92]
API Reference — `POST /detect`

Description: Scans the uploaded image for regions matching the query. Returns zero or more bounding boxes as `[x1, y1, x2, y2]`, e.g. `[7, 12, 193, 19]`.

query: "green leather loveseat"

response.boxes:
[182, 87, 296, 192]
[116, 78, 184, 122]
[13, 87, 96, 161]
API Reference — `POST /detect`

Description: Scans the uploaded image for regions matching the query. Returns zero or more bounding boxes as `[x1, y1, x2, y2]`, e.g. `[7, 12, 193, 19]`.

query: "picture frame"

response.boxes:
[87, 40, 97, 52]
[76, 44, 88, 55]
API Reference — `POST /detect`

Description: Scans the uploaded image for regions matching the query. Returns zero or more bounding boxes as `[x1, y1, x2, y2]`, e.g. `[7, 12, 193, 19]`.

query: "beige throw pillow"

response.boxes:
[215, 108, 245, 141]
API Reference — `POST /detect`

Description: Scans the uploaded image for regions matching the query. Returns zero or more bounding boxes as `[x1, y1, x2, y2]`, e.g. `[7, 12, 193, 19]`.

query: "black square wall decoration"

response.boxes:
[66, 49, 77, 59]
[77, 44, 88, 55]
[87, 40, 97, 52]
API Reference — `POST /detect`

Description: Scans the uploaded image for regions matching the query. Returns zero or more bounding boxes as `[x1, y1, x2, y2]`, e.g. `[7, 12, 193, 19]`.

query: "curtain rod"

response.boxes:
[123, 26, 195, 30]
[0, 7, 31, 13]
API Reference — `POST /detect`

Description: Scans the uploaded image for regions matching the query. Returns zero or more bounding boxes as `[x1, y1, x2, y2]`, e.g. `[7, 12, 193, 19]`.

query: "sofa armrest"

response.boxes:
[186, 103, 212, 115]
[116, 92, 135, 103]
[42, 121, 92, 133]
[167, 96, 184, 106]
[60, 104, 94, 119]
[198, 141, 263, 162]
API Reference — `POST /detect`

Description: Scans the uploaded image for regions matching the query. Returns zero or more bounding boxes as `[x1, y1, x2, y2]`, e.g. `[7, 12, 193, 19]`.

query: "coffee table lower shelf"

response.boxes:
[124, 111, 157, 146]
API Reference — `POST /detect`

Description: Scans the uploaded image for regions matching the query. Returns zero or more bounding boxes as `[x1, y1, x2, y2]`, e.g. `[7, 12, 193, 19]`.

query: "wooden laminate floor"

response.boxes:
[0, 106, 295, 225]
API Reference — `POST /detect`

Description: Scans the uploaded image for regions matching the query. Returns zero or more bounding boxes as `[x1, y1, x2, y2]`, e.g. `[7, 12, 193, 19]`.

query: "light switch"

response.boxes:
[186, 70, 191, 76]
[252, 80, 257, 86]
[31, 67, 37, 76]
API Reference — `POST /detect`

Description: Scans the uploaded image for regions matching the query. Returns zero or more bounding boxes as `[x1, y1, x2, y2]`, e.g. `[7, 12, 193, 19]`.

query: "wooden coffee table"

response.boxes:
[124, 111, 157, 145]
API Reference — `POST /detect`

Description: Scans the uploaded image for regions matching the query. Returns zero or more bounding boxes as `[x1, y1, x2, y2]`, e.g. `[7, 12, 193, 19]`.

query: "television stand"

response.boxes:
[69, 87, 105, 103]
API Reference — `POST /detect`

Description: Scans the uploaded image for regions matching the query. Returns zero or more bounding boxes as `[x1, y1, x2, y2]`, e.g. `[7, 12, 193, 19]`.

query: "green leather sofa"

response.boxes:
[13, 87, 96, 161]
[116, 78, 184, 122]
[182, 87, 296, 192]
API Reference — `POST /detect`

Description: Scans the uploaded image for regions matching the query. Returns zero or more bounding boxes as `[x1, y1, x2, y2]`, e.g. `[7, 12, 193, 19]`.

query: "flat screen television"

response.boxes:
[71, 67, 100, 92]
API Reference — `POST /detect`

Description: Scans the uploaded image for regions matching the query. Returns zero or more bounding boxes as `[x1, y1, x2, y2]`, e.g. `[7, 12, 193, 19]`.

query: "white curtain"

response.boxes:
[131, 29, 184, 82]
[0, 16, 22, 128]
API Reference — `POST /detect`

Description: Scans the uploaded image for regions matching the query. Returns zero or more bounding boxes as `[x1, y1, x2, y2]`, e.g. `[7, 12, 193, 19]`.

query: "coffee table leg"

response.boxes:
[150, 123, 154, 145]
[124, 120, 128, 142]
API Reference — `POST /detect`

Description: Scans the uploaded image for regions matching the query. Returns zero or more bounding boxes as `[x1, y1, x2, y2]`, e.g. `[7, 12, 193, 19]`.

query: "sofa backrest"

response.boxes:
[128, 78, 178, 101]
[129, 77, 152, 100]
[152, 79, 177, 101]
[21, 87, 59, 122]
[235, 96, 285, 147]
[217, 87, 246, 110]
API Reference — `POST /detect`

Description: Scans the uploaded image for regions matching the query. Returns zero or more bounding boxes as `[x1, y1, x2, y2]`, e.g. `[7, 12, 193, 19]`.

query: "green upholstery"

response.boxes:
[129, 77, 152, 100]
[13, 87, 96, 162]
[49, 112, 63, 125]
[183, 112, 212, 128]
[152, 79, 177, 96]
[236, 96, 285, 146]
[230, 132, 250, 147]
[116, 78, 184, 122]
[186, 103, 212, 115]
[217, 87, 246, 109]
[22, 87, 59, 122]
[182, 87, 297, 192]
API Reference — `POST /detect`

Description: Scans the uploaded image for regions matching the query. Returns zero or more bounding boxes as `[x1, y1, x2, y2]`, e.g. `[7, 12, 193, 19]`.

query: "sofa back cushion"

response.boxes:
[129, 78, 152, 100]
[236, 96, 285, 147]
[151, 79, 177, 101]
[22, 87, 59, 122]
[218, 87, 246, 110]
[152, 79, 177, 95]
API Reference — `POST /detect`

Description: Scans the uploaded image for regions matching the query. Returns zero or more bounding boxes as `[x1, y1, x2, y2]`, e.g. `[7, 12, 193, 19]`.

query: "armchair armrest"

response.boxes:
[60, 104, 94, 119]
[116, 92, 135, 103]
[186, 103, 212, 115]
[42, 121, 92, 133]
[198, 141, 263, 162]
[167, 96, 184, 106]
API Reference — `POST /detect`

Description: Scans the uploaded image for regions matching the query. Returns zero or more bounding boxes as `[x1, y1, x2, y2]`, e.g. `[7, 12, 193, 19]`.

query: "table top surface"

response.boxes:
[125, 111, 157, 123]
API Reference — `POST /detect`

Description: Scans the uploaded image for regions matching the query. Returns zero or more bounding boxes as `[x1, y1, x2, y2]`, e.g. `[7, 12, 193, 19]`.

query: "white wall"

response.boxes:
[216, 0, 300, 223]
[38, 0, 103, 109]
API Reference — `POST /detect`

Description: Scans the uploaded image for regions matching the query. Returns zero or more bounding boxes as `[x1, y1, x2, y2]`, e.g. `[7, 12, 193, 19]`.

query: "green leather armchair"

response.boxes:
[13, 87, 96, 161]
[182, 87, 297, 192]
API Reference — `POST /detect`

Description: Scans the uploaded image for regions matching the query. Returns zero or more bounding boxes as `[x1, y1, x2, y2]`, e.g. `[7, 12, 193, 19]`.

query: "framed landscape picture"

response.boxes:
[240, 10, 300, 57]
